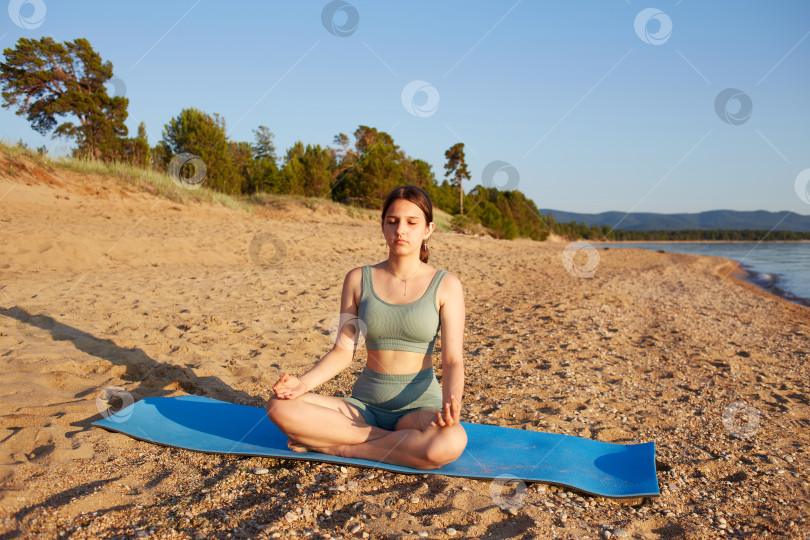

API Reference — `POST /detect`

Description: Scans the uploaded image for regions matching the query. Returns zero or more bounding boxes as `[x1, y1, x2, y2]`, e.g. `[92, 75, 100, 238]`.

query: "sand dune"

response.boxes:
[1, 151, 809, 538]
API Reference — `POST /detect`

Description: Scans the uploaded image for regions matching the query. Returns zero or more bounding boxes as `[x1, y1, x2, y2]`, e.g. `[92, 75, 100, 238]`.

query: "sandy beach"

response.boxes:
[1, 151, 809, 539]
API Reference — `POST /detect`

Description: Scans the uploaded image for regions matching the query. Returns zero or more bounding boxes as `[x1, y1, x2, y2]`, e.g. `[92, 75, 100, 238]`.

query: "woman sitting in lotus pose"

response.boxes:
[266, 185, 467, 470]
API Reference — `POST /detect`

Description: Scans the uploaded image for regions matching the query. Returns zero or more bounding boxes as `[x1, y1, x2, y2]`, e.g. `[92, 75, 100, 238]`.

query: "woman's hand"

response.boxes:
[272, 373, 307, 400]
[430, 394, 462, 428]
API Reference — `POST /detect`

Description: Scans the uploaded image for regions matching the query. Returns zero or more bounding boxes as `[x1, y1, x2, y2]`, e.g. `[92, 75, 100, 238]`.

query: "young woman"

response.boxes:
[266, 185, 467, 470]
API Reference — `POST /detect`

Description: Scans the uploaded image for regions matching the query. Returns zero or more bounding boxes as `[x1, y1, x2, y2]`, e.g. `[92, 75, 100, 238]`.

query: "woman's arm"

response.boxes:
[438, 273, 465, 406]
[273, 268, 362, 398]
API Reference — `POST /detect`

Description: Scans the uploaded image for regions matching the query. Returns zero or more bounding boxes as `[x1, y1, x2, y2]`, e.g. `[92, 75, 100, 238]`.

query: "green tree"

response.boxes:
[332, 126, 404, 207]
[428, 178, 461, 214]
[401, 158, 435, 190]
[280, 142, 332, 197]
[280, 141, 305, 195]
[247, 126, 280, 194]
[328, 132, 358, 200]
[444, 143, 470, 214]
[252, 125, 276, 162]
[0, 37, 129, 160]
[229, 140, 254, 194]
[157, 108, 240, 194]
[129, 121, 150, 168]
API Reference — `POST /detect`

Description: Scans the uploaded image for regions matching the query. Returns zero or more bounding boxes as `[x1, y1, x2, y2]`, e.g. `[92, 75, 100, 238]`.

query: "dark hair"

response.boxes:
[381, 185, 434, 263]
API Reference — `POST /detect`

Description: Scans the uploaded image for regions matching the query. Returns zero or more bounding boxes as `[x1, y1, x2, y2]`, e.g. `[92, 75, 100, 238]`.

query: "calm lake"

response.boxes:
[595, 242, 810, 306]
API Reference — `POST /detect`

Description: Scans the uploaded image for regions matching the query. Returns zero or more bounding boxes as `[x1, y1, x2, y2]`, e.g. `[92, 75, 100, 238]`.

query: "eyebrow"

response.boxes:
[385, 214, 421, 219]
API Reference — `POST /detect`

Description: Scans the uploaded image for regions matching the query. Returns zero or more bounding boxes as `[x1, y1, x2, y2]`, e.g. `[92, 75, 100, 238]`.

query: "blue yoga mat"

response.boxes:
[92, 395, 659, 498]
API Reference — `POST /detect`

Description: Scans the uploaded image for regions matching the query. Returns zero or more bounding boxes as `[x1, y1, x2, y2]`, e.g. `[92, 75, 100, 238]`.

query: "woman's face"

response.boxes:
[382, 199, 433, 254]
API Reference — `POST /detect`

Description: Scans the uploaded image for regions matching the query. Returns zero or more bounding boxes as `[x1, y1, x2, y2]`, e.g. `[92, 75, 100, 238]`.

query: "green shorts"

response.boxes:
[341, 366, 443, 431]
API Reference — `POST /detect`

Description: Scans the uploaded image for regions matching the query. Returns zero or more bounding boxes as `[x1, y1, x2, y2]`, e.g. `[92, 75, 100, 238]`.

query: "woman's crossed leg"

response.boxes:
[266, 393, 467, 470]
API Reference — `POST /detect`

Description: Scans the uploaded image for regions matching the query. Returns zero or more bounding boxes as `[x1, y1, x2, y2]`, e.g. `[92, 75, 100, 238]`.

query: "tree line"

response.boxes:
[0, 36, 550, 241]
[3, 37, 804, 244]
[541, 214, 810, 241]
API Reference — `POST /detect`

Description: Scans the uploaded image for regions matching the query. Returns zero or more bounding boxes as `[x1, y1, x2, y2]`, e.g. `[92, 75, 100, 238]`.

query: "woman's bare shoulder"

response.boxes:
[439, 271, 462, 289]
[340, 267, 365, 307]
[437, 270, 463, 307]
[343, 266, 364, 286]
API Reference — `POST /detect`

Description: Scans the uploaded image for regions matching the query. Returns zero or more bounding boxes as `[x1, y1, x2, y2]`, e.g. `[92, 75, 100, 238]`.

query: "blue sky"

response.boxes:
[2, 1, 809, 214]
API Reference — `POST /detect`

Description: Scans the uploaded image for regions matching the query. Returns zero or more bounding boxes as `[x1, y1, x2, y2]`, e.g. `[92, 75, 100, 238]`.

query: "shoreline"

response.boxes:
[595, 239, 810, 244]
[736, 264, 810, 308]
[596, 241, 810, 308]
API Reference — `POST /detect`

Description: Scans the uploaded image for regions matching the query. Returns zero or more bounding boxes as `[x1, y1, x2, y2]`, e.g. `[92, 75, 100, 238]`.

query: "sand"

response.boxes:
[1, 151, 809, 539]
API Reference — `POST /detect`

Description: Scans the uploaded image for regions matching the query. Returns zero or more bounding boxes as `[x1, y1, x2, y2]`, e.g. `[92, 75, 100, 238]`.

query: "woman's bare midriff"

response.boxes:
[366, 349, 433, 374]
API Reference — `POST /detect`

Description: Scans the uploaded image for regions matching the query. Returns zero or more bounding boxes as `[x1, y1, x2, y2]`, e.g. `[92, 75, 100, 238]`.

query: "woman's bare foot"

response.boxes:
[287, 438, 345, 457]
[286, 438, 314, 453]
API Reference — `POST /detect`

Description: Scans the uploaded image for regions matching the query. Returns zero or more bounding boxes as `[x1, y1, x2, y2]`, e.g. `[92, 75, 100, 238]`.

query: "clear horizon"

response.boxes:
[538, 207, 809, 217]
[1, 1, 809, 216]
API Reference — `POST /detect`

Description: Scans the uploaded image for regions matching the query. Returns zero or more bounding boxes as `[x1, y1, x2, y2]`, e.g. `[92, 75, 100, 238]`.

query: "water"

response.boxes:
[593, 242, 810, 306]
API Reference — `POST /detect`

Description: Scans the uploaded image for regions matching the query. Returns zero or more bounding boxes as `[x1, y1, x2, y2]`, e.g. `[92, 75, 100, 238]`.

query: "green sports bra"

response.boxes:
[358, 265, 448, 354]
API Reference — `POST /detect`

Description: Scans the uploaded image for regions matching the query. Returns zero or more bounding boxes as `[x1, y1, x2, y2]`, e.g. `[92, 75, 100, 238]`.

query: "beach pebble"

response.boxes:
[446, 527, 458, 536]
[417, 533, 428, 538]
[611, 529, 629, 538]
[350, 523, 362, 534]
[340, 466, 348, 473]
[253, 467, 269, 475]
[409, 496, 419, 504]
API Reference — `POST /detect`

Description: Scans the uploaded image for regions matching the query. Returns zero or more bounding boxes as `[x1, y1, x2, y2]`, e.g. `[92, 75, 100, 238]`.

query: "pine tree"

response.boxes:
[444, 143, 470, 214]
[0, 37, 128, 160]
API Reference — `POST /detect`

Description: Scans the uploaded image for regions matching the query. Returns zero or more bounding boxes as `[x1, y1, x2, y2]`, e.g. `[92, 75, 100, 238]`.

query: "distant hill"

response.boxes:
[538, 209, 810, 233]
